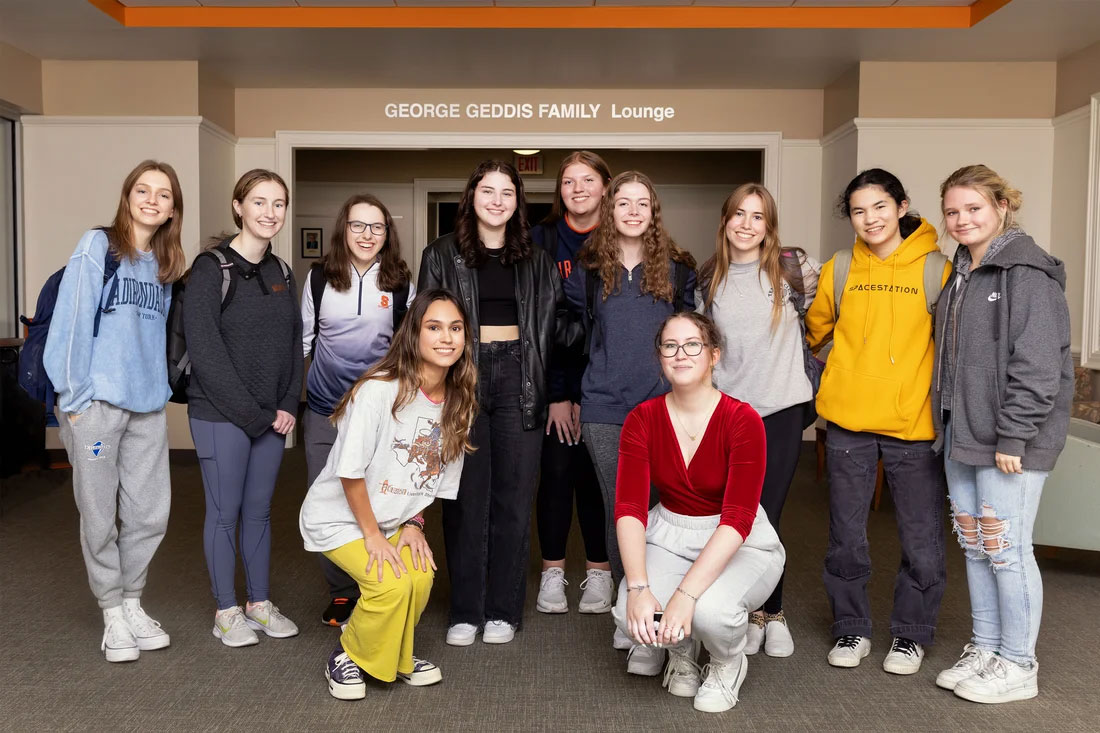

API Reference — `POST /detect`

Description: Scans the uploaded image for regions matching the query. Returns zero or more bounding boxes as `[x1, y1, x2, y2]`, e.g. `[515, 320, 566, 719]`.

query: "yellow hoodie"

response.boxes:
[806, 218, 951, 441]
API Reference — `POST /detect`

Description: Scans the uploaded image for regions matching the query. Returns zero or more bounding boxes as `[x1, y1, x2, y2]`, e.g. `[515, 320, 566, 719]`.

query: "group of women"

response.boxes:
[43, 149, 1071, 712]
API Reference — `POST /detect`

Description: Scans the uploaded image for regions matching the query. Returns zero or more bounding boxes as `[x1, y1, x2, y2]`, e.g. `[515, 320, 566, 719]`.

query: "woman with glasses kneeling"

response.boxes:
[613, 312, 785, 713]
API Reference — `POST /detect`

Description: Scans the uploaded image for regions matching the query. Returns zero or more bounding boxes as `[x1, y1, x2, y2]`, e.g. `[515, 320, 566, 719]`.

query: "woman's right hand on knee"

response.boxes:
[363, 531, 407, 581]
[626, 588, 661, 646]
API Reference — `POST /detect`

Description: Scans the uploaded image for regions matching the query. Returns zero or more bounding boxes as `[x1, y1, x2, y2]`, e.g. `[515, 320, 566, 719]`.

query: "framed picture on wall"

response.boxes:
[301, 228, 323, 258]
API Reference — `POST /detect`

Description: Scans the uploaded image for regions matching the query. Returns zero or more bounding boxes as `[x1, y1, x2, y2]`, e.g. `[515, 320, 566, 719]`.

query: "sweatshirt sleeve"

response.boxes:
[301, 268, 316, 359]
[279, 267, 305, 415]
[43, 230, 109, 416]
[719, 403, 767, 540]
[805, 255, 836, 353]
[614, 407, 653, 527]
[996, 269, 1071, 457]
[183, 253, 275, 436]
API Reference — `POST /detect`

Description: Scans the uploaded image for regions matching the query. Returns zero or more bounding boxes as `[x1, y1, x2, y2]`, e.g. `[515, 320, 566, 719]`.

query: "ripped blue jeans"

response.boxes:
[944, 421, 1047, 666]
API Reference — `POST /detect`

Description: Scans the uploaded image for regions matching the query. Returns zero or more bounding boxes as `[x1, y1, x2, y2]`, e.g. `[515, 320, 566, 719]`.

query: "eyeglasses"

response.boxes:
[348, 221, 387, 236]
[659, 341, 706, 358]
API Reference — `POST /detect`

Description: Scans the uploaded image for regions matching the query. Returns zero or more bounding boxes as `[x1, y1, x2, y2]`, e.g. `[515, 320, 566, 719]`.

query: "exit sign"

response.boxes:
[515, 153, 543, 175]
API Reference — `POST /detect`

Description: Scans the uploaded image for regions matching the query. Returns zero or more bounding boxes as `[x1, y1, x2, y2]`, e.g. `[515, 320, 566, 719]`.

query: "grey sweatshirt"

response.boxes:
[184, 241, 304, 437]
[932, 230, 1073, 470]
[703, 254, 819, 417]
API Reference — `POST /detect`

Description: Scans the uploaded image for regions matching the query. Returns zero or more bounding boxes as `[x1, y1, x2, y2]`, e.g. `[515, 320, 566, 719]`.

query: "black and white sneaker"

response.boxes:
[397, 656, 443, 687]
[326, 648, 366, 700]
[883, 637, 925, 675]
[827, 635, 870, 668]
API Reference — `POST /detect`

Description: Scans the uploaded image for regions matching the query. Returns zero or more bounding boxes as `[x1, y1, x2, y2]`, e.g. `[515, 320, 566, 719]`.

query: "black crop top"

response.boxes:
[477, 251, 518, 326]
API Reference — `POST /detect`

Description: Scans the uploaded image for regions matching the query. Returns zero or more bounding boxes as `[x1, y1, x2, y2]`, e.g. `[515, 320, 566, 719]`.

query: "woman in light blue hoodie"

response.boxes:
[43, 160, 187, 663]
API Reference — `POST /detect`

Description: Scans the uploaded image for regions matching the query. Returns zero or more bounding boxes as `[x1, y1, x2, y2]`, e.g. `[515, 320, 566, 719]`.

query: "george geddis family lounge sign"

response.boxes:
[384, 101, 678, 123]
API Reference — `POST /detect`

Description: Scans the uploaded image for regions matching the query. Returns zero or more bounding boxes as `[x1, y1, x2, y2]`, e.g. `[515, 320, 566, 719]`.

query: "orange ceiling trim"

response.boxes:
[88, 1, 1012, 30]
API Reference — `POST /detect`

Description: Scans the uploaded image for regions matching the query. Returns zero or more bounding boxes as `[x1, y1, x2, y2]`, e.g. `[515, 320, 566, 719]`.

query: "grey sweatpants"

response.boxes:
[612, 504, 785, 663]
[303, 407, 359, 600]
[58, 400, 171, 609]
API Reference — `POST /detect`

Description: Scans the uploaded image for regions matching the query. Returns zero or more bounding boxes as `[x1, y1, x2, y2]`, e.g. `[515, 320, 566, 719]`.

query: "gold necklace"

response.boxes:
[667, 393, 715, 442]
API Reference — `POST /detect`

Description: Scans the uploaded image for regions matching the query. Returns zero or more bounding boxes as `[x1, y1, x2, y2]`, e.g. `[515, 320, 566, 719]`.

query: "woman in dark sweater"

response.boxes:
[185, 169, 304, 647]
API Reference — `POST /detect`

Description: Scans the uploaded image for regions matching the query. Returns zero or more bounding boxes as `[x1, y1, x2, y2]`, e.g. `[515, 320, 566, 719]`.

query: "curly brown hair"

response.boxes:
[577, 170, 695, 302]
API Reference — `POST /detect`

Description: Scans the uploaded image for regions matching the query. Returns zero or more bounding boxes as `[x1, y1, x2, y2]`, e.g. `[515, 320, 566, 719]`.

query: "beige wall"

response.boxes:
[235, 88, 824, 140]
[0, 40, 42, 113]
[1051, 108, 1091, 352]
[823, 66, 859, 138]
[819, 124, 858, 260]
[198, 64, 235, 134]
[779, 140, 823, 261]
[41, 61, 199, 116]
[858, 62, 1057, 120]
[1056, 40, 1100, 116]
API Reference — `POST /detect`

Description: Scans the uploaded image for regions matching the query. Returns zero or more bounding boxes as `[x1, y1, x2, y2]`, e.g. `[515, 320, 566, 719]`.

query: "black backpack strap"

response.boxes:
[92, 246, 122, 338]
[199, 248, 237, 312]
[392, 280, 411, 331]
[308, 262, 325, 358]
[672, 260, 688, 312]
[583, 266, 598, 356]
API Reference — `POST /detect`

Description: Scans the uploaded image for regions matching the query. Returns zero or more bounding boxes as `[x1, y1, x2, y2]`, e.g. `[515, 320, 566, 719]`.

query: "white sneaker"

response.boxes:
[612, 626, 632, 650]
[883, 637, 924, 675]
[102, 607, 140, 663]
[936, 644, 994, 691]
[626, 644, 666, 676]
[763, 611, 794, 658]
[446, 623, 478, 646]
[212, 606, 260, 648]
[122, 599, 170, 651]
[744, 611, 765, 655]
[397, 656, 443, 687]
[245, 600, 299, 638]
[662, 641, 702, 697]
[536, 568, 569, 614]
[827, 635, 870, 668]
[482, 620, 516, 644]
[693, 653, 748, 713]
[578, 569, 614, 614]
[954, 655, 1039, 704]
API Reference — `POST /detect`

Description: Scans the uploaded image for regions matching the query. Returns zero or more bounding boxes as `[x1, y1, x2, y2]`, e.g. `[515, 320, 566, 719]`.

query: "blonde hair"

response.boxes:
[939, 164, 1023, 235]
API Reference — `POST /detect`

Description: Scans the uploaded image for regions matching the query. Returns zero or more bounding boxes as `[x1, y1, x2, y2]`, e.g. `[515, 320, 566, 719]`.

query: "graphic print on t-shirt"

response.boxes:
[384, 416, 445, 494]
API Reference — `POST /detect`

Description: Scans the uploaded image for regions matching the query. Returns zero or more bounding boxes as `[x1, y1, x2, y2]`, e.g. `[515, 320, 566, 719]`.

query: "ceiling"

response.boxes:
[2, 0, 1098, 89]
[113, 1, 981, 5]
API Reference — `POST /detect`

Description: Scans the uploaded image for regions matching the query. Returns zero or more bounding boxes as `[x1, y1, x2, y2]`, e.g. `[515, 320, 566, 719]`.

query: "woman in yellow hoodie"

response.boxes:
[806, 168, 951, 677]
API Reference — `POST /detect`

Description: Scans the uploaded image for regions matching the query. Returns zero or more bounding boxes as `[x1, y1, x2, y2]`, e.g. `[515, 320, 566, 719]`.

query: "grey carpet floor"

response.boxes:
[2, 444, 1098, 732]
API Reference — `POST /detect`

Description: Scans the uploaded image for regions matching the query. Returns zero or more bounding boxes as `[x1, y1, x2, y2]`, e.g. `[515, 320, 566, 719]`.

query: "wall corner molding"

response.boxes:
[1053, 105, 1091, 129]
[782, 138, 821, 149]
[198, 118, 237, 145]
[20, 115, 205, 128]
[1082, 93, 1100, 368]
[821, 121, 857, 148]
[854, 117, 1053, 132]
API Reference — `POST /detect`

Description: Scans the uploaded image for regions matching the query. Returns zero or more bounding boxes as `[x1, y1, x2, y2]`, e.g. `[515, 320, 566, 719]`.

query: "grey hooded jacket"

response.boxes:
[932, 230, 1073, 471]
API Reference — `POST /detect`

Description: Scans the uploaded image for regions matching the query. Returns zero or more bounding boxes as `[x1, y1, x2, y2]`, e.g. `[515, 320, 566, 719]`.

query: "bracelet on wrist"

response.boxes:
[626, 584, 649, 593]
[402, 516, 425, 532]
[674, 586, 699, 602]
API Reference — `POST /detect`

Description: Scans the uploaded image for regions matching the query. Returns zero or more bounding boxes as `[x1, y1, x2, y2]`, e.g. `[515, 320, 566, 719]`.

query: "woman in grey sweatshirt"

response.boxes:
[932, 165, 1073, 705]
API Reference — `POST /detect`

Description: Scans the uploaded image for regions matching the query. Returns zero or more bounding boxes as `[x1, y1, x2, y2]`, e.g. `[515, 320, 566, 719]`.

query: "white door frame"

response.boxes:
[274, 131, 782, 267]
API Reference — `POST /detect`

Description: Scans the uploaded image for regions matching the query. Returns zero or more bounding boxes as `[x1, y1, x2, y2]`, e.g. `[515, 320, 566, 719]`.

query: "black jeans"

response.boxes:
[823, 423, 947, 645]
[537, 431, 607, 563]
[758, 403, 807, 614]
[443, 341, 543, 628]
[303, 408, 359, 601]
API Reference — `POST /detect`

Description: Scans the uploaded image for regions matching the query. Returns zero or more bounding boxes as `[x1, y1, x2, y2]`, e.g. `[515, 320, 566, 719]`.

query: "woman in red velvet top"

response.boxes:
[611, 311, 785, 714]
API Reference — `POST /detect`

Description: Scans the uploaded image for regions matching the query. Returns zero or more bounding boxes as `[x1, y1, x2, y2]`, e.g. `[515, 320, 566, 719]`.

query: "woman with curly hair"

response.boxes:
[563, 170, 696, 658]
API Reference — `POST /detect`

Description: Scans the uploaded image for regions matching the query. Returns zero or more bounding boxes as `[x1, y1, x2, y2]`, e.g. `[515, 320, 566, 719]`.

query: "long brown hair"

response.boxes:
[577, 171, 695, 302]
[699, 183, 805, 332]
[321, 193, 411, 293]
[330, 289, 478, 463]
[542, 151, 612, 225]
[454, 160, 531, 267]
[104, 160, 186, 284]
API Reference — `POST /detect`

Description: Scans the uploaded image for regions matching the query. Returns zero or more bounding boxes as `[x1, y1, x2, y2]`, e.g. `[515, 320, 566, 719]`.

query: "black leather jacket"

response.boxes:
[417, 233, 566, 430]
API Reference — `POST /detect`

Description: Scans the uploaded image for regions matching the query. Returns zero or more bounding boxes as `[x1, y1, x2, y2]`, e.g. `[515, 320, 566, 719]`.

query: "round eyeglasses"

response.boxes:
[348, 221, 387, 236]
[659, 341, 706, 358]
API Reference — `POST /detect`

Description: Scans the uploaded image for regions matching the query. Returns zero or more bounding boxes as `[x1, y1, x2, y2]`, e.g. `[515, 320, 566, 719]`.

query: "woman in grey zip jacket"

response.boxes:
[932, 165, 1073, 705]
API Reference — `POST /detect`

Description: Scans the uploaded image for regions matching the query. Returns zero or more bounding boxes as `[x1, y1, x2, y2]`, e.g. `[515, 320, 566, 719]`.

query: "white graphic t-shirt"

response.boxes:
[299, 377, 463, 553]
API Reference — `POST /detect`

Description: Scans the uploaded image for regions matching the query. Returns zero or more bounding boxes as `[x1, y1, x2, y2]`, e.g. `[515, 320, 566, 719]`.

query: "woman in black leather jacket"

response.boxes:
[418, 159, 564, 647]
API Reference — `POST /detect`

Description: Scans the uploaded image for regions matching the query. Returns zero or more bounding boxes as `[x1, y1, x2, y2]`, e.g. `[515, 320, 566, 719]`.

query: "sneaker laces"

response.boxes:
[977, 654, 1010, 681]
[663, 647, 701, 689]
[699, 660, 740, 707]
[217, 606, 249, 632]
[540, 569, 568, 592]
[333, 652, 363, 682]
[579, 570, 611, 593]
[486, 620, 512, 631]
[889, 637, 920, 658]
[124, 604, 163, 635]
[102, 616, 134, 651]
[951, 643, 984, 671]
[835, 634, 863, 650]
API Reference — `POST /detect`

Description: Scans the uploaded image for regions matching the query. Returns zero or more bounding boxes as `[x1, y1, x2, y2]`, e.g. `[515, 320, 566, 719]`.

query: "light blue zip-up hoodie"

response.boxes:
[44, 229, 172, 415]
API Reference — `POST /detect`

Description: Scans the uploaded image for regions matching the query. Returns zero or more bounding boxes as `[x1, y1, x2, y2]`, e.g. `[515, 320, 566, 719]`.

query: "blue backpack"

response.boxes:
[18, 239, 121, 418]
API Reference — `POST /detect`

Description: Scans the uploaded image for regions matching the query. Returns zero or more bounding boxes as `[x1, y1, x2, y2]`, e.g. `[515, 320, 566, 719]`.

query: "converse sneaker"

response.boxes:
[578, 569, 614, 614]
[397, 656, 443, 687]
[446, 623, 478, 646]
[662, 641, 702, 697]
[763, 610, 794, 658]
[482, 620, 516, 644]
[883, 637, 924, 675]
[325, 648, 366, 700]
[936, 644, 993, 691]
[101, 607, 140, 663]
[612, 626, 633, 650]
[245, 600, 299, 638]
[744, 611, 765, 655]
[827, 635, 870, 668]
[122, 599, 170, 651]
[322, 597, 355, 627]
[212, 606, 260, 648]
[536, 568, 569, 614]
[954, 655, 1039, 704]
[626, 644, 666, 676]
[693, 653, 748, 713]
